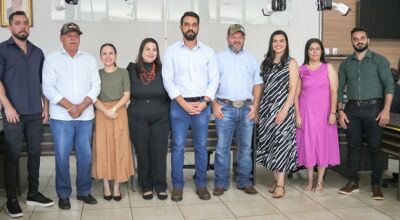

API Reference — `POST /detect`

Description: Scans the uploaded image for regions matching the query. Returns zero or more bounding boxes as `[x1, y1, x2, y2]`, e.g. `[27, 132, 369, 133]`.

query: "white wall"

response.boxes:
[0, 0, 320, 68]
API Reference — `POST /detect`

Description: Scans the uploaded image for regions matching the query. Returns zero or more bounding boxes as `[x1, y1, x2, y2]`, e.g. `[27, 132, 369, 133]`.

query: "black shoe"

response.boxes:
[103, 194, 112, 201]
[77, 194, 98, 204]
[142, 192, 153, 200]
[58, 198, 71, 210]
[6, 198, 23, 218]
[157, 192, 168, 200]
[27, 192, 54, 207]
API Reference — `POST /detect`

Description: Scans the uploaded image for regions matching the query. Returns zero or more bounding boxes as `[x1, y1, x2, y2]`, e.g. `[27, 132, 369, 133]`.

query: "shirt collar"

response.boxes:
[5, 37, 34, 52]
[350, 49, 373, 60]
[226, 47, 244, 55]
[179, 40, 203, 50]
[61, 48, 83, 58]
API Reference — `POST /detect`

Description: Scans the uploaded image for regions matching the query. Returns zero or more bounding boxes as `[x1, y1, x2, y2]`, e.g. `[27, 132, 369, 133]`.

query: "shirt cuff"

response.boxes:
[50, 94, 64, 105]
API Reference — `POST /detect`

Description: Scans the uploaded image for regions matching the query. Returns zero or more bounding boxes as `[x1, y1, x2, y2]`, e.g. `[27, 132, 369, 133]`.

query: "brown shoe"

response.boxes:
[338, 181, 359, 195]
[171, 188, 183, 201]
[371, 185, 384, 200]
[213, 187, 225, 196]
[196, 187, 211, 200]
[237, 186, 258, 195]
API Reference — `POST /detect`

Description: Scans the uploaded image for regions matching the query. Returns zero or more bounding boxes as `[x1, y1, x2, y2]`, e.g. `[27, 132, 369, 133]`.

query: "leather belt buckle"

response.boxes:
[232, 100, 245, 108]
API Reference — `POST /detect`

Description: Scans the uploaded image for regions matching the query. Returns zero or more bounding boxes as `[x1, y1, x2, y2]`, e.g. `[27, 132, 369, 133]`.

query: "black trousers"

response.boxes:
[128, 100, 169, 193]
[345, 103, 383, 186]
[2, 113, 43, 199]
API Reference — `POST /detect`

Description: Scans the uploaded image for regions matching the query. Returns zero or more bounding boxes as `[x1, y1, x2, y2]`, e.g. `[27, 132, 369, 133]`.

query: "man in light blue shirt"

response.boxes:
[162, 11, 219, 201]
[43, 23, 101, 210]
[212, 24, 263, 196]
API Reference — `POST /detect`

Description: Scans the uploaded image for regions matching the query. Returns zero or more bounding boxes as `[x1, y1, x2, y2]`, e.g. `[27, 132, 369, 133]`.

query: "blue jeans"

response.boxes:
[50, 119, 93, 198]
[170, 100, 210, 189]
[214, 103, 254, 189]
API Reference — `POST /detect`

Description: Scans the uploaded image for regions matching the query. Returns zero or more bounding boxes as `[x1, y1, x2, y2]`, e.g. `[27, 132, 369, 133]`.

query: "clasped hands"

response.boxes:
[182, 101, 208, 115]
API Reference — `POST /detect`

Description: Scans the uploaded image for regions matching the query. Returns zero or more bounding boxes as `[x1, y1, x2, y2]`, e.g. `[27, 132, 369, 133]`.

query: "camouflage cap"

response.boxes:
[227, 24, 245, 36]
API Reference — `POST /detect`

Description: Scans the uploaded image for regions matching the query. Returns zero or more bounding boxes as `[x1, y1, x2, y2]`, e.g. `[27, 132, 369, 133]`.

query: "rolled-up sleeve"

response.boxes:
[86, 58, 101, 103]
[205, 50, 219, 100]
[162, 48, 180, 100]
[378, 57, 394, 95]
[42, 56, 64, 104]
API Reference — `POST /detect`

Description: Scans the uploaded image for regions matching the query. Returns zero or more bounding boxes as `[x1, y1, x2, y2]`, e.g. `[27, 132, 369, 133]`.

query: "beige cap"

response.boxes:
[60, 22, 82, 36]
[227, 24, 245, 36]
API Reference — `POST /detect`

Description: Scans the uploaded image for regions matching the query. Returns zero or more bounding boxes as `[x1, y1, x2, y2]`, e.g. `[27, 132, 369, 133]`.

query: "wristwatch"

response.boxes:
[200, 99, 210, 106]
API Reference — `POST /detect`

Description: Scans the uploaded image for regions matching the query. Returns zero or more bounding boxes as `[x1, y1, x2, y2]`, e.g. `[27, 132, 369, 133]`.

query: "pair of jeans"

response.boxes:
[170, 100, 210, 189]
[2, 113, 43, 199]
[214, 103, 254, 189]
[345, 103, 383, 186]
[50, 119, 93, 198]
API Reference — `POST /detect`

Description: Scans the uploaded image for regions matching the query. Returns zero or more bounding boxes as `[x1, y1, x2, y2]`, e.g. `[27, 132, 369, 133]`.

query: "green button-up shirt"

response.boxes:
[338, 50, 394, 103]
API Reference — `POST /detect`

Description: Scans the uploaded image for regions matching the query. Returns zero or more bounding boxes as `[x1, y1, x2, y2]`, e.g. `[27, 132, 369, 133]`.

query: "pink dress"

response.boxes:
[296, 63, 340, 168]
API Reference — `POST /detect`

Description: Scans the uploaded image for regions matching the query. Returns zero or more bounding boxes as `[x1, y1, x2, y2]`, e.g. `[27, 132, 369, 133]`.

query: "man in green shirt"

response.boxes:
[337, 26, 394, 200]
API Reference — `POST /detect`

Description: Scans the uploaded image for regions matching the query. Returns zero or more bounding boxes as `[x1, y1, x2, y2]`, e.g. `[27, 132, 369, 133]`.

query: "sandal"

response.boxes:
[315, 182, 324, 193]
[272, 185, 285, 198]
[304, 182, 314, 191]
[268, 181, 277, 193]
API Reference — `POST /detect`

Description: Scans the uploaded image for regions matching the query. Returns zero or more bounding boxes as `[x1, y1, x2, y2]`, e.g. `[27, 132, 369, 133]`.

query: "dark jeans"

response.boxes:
[2, 113, 43, 199]
[345, 103, 383, 186]
[128, 99, 170, 193]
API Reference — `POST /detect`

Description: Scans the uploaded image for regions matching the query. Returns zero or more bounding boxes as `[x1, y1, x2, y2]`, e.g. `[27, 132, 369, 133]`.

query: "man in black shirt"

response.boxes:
[0, 11, 54, 218]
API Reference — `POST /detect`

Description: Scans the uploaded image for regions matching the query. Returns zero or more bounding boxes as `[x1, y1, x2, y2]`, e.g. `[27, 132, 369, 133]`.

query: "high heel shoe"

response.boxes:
[103, 188, 112, 201]
[113, 188, 122, 201]
[272, 185, 285, 198]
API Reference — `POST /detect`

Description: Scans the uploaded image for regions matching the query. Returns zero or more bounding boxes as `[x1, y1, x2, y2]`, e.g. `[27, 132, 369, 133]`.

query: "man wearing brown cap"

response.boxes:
[212, 24, 262, 196]
[43, 22, 101, 209]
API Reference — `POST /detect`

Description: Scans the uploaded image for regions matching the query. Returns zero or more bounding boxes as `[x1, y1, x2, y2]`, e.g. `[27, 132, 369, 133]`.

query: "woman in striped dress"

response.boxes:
[256, 30, 300, 198]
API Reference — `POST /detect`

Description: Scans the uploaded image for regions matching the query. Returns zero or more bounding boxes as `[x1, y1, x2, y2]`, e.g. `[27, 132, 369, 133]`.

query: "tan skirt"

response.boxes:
[92, 101, 135, 182]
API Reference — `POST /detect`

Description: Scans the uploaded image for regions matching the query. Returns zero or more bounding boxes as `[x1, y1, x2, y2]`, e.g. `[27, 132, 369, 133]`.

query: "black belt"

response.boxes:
[347, 99, 382, 107]
[217, 98, 252, 108]
[184, 96, 204, 102]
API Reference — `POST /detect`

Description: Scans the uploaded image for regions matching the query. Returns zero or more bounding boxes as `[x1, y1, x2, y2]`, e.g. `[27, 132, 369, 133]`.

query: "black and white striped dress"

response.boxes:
[256, 57, 298, 172]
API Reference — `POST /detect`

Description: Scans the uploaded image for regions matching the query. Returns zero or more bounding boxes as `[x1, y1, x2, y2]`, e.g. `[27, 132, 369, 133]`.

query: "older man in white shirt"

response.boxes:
[162, 11, 219, 202]
[42, 22, 101, 210]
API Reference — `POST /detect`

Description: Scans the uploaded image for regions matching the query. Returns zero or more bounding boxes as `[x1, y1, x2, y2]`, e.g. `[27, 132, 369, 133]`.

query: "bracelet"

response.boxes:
[330, 113, 336, 115]
[111, 107, 117, 112]
[67, 106, 73, 112]
[338, 109, 344, 112]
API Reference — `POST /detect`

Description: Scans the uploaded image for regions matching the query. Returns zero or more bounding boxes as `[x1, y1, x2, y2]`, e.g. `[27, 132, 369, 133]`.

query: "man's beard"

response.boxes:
[182, 30, 197, 41]
[13, 31, 29, 41]
[228, 43, 244, 53]
[353, 42, 368, 53]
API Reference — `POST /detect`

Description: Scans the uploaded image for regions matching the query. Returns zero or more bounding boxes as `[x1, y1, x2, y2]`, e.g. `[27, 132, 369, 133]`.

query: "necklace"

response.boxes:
[140, 63, 156, 85]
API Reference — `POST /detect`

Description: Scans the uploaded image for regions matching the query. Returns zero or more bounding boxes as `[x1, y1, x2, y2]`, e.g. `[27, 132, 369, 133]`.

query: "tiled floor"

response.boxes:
[0, 154, 399, 220]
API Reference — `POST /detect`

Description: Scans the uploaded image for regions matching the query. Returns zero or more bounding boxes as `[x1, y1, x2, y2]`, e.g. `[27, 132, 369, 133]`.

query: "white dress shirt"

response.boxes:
[42, 49, 101, 120]
[162, 41, 219, 100]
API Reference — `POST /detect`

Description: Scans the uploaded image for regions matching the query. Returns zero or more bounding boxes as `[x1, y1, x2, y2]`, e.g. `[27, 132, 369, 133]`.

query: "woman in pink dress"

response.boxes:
[295, 38, 340, 192]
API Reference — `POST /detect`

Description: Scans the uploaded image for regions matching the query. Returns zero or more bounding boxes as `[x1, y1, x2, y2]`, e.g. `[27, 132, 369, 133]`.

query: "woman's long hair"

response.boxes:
[260, 30, 290, 72]
[135, 38, 162, 77]
[303, 38, 327, 65]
